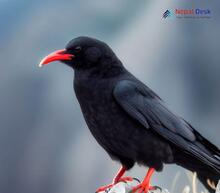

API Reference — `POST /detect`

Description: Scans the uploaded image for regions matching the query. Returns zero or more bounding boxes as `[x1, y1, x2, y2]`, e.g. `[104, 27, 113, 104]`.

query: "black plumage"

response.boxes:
[40, 37, 220, 193]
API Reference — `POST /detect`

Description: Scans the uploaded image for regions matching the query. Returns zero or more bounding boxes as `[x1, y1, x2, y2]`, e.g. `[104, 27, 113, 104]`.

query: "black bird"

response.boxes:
[39, 37, 220, 193]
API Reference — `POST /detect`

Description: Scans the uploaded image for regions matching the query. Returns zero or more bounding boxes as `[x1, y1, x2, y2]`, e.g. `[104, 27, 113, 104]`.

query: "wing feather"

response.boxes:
[113, 80, 220, 172]
[113, 80, 195, 141]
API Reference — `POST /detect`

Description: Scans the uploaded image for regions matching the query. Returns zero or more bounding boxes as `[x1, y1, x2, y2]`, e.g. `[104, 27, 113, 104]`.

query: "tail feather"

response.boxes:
[191, 140, 220, 193]
[197, 172, 219, 193]
[173, 121, 220, 192]
[190, 144, 220, 174]
[192, 127, 220, 158]
[175, 149, 220, 193]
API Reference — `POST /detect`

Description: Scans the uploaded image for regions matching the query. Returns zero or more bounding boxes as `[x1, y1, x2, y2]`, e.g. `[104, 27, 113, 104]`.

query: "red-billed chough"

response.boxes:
[39, 36, 220, 193]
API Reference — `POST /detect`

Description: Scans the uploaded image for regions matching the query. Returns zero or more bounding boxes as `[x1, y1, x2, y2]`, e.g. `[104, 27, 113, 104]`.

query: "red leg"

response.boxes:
[113, 166, 126, 183]
[96, 166, 133, 192]
[132, 168, 155, 193]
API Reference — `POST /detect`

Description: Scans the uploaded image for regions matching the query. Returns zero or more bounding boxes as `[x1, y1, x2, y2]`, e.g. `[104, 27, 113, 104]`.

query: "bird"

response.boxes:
[39, 36, 220, 193]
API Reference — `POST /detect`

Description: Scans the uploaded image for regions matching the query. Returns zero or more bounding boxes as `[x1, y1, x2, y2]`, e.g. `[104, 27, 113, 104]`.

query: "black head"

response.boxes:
[39, 36, 122, 71]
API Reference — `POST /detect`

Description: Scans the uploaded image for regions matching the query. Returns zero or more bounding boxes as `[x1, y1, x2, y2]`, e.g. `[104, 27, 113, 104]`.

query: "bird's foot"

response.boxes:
[131, 168, 156, 193]
[132, 183, 158, 193]
[96, 176, 133, 192]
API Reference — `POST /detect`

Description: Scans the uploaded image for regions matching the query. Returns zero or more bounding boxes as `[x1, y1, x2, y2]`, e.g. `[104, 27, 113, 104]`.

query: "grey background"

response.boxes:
[0, 0, 219, 193]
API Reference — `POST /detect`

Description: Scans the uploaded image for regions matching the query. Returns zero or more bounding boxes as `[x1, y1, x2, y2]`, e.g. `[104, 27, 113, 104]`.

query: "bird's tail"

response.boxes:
[175, 151, 220, 193]
[197, 171, 219, 193]
[193, 130, 220, 193]
[174, 134, 220, 193]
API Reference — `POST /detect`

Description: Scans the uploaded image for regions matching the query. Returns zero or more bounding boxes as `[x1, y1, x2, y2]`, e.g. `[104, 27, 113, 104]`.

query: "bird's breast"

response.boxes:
[74, 79, 139, 156]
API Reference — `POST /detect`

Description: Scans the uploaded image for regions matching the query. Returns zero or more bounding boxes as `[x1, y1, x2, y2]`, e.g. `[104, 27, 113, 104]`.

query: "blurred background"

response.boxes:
[0, 0, 220, 193]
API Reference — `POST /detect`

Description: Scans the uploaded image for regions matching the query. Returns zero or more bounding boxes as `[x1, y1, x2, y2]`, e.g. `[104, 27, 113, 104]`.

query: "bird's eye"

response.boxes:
[75, 46, 82, 52]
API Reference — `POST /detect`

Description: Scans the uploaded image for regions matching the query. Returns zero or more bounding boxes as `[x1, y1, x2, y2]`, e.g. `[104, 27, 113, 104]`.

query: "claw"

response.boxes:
[153, 186, 162, 191]
[96, 166, 133, 193]
[96, 184, 114, 193]
[132, 184, 156, 193]
[132, 168, 155, 193]
[96, 176, 133, 192]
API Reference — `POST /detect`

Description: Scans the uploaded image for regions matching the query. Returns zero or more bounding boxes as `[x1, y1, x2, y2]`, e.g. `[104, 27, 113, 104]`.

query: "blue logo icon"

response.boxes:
[163, 10, 171, 18]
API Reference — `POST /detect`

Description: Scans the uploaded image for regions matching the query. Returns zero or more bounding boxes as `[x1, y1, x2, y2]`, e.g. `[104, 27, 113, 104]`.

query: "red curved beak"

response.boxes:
[39, 49, 74, 67]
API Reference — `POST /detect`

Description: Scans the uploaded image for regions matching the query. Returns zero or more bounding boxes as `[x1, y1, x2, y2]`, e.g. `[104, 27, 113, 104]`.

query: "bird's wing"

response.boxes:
[113, 80, 195, 141]
[113, 80, 220, 171]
